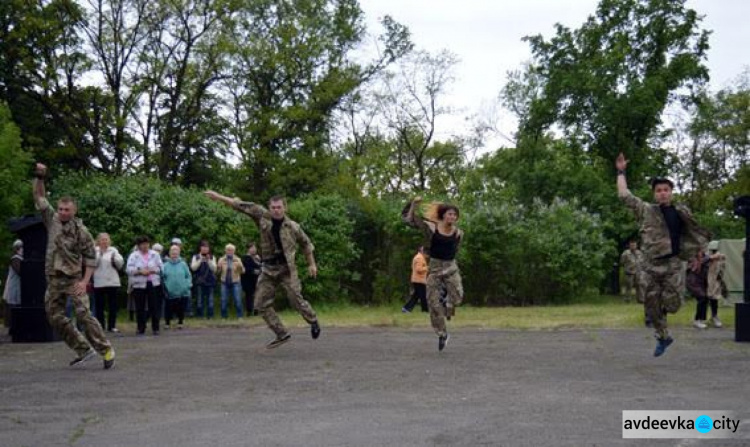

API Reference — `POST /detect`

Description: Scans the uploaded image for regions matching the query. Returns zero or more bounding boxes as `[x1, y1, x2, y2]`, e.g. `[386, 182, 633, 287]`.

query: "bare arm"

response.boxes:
[402, 197, 434, 235]
[33, 178, 47, 207]
[615, 153, 629, 197]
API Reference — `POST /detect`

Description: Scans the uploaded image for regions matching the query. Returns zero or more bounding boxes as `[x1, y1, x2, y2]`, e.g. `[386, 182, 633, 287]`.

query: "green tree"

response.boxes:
[520, 0, 710, 177]
[0, 103, 33, 255]
[223, 1, 412, 199]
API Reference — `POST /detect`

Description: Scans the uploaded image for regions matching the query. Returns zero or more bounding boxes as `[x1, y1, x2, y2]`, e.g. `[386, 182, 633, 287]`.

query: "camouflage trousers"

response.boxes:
[426, 259, 464, 337]
[45, 274, 112, 357]
[622, 273, 643, 303]
[255, 265, 317, 337]
[639, 257, 683, 340]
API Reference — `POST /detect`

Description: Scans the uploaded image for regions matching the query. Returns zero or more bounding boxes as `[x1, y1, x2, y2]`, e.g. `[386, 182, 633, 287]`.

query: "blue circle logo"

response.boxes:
[696, 415, 713, 434]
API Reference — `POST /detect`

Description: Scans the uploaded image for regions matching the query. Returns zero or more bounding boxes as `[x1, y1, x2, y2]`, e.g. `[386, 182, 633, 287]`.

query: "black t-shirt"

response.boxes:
[271, 218, 285, 259]
[430, 230, 459, 261]
[660, 205, 683, 258]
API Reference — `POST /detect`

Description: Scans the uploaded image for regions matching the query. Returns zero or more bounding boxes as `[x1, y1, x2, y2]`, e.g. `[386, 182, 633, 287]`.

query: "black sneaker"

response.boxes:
[311, 322, 321, 340]
[266, 333, 292, 349]
[69, 348, 97, 367]
[438, 334, 450, 352]
[653, 336, 674, 357]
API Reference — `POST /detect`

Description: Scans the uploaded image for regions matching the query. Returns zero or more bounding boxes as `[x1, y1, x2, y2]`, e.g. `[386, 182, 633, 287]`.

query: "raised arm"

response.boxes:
[615, 153, 646, 219]
[204, 190, 266, 224]
[615, 153, 629, 198]
[32, 163, 55, 227]
[32, 163, 47, 206]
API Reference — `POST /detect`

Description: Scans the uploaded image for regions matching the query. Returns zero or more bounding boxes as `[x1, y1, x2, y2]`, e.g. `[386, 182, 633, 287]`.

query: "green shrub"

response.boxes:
[461, 198, 613, 305]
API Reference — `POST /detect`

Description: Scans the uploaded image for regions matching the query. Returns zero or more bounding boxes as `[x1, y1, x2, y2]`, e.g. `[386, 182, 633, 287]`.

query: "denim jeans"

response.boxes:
[196, 285, 215, 319]
[220, 282, 243, 319]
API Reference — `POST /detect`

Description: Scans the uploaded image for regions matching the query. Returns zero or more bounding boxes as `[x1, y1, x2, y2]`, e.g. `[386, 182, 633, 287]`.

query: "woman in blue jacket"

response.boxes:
[163, 245, 192, 329]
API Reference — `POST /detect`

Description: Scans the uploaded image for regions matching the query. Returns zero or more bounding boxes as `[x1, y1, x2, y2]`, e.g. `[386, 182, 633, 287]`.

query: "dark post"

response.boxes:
[8, 215, 57, 342]
[733, 196, 750, 342]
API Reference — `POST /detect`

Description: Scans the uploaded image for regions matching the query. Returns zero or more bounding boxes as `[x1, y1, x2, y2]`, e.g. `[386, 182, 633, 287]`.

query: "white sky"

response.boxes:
[358, 0, 750, 150]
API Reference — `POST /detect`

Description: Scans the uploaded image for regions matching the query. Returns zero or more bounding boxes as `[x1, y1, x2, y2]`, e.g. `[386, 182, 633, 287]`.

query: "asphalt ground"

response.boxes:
[1, 325, 749, 446]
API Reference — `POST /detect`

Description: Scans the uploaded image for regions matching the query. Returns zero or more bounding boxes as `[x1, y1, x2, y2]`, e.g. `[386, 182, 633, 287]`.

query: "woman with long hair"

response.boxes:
[403, 196, 464, 351]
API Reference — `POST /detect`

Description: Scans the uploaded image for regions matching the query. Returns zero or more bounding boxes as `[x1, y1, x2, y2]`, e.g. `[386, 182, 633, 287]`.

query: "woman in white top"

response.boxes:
[126, 236, 164, 335]
[3, 240, 23, 333]
[93, 233, 124, 332]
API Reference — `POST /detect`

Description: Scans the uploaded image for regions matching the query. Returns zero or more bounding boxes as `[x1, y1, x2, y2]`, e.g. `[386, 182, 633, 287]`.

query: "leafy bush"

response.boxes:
[50, 173, 258, 257]
[461, 198, 613, 305]
[287, 194, 361, 303]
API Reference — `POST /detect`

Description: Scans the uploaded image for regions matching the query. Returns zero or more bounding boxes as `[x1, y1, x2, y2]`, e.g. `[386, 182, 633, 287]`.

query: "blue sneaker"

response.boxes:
[654, 337, 674, 357]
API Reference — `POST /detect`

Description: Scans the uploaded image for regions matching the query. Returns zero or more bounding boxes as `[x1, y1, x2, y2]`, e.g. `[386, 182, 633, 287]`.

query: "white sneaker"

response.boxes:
[710, 317, 723, 328]
[693, 320, 707, 329]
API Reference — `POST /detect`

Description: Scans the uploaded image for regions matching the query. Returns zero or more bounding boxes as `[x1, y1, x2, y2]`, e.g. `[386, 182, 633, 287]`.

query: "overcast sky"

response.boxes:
[357, 0, 750, 148]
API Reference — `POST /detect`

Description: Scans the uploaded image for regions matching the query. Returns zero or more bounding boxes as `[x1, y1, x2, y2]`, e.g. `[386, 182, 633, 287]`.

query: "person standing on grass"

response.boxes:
[402, 196, 464, 352]
[687, 248, 724, 329]
[127, 236, 164, 335]
[93, 233, 124, 333]
[163, 245, 191, 329]
[615, 153, 711, 357]
[3, 240, 23, 335]
[204, 191, 321, 349]
[170, 237, 192, 316]
[241, 242, 262, 317]
[706, 240, 730, 309]
[217, 244, 246, 319]
[402, 246, 428, 313]
[32, 163, 115, 369]
[191, 240, 217, 319]
[619, 239, 643, 303]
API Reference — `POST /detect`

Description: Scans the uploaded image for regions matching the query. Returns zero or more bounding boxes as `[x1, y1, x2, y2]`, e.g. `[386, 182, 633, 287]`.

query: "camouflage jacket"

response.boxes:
[619, 190, 711, 263]
[36, 197, 97, 277]
[233, 201, 314, 278]
[619, 249, 644, 275]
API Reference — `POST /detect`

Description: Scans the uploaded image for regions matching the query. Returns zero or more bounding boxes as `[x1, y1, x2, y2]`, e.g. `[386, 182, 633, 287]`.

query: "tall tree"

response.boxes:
[223, 0, 411, 198]
[520, 0, 710, 177]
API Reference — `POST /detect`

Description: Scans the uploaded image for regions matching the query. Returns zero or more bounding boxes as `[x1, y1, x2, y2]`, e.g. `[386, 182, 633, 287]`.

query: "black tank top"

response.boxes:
[430, 230, 459, 261]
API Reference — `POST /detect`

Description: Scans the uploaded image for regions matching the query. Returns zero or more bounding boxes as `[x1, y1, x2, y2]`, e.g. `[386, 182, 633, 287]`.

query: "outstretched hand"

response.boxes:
[615, 153, 628, 171]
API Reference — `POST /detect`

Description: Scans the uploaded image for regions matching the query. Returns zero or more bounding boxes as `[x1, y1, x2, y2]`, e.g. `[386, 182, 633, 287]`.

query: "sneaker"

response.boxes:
[710, 317, 723, 328]
[311, 321, 321, 340]
[164, 324, 171, 330]
[266, 333, 292, 349]
[401, 307, 411, 313]
[110, 327, 120, 333]
[693, 320, 707, 329]
[69, 348, 97, 367]
[177, 323, 184, 330]
[653, 337, 674, 357]
[103, 348, 116, 370]
[438, 333, 450, 352]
